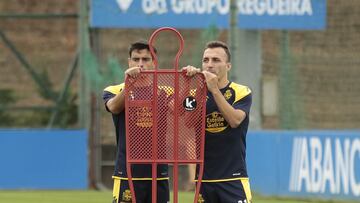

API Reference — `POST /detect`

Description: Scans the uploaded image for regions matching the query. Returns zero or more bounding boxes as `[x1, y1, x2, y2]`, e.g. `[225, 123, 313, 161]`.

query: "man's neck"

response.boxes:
[218, 78, 229, 89]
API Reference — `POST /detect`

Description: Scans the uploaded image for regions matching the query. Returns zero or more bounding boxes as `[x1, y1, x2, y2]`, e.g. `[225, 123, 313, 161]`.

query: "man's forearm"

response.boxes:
[211, 90, 245, 128]
[106, 90, 126, 114]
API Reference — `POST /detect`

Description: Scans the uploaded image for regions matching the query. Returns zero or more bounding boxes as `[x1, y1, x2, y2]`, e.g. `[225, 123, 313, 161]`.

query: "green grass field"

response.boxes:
[0, 190, 359, 203]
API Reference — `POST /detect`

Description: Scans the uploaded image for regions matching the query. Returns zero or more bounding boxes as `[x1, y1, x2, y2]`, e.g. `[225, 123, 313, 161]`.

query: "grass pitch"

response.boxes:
[0, 190, 359, 203]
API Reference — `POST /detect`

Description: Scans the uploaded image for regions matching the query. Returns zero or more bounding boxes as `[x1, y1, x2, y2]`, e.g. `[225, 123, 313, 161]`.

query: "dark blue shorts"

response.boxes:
[198, 178, 252, 203]
[112, 177, 169, 203]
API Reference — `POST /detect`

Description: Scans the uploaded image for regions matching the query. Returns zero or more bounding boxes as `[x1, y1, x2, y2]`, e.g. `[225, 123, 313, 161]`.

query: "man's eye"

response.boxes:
[132, 58, 140, 62]
[142, 58, 151, 62]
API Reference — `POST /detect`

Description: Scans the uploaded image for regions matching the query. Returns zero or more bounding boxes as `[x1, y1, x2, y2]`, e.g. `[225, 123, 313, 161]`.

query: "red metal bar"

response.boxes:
[148, 27, 184, 70]
[152, 60, 159, 203]
[194, 73, 207, 203]
[124, 77, 137, 203]
[173, 60, 180, 203]
[194, 74, 207, 202]
[125, 27, 206, 203]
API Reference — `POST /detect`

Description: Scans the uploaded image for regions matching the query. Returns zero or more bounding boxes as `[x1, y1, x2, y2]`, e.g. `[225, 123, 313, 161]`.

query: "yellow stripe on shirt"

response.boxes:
[229, 83, 251, 104]
[104, 83, 124, 95]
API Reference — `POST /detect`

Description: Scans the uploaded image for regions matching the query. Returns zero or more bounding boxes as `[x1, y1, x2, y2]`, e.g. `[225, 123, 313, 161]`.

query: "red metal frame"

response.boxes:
[125, 27, 206, 203]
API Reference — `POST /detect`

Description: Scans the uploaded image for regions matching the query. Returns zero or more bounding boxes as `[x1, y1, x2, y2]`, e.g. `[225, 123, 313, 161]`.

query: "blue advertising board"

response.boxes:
[0, 130, 88, 189]
[91, 0, 326, 30]
[247, 130, 360, 200]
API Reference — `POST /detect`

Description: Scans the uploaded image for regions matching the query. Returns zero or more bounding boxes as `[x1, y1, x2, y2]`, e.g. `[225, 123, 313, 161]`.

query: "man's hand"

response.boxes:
[182, 65, 201, 77]
[202, 70, 218, 93]
[125, 66, 142, 78]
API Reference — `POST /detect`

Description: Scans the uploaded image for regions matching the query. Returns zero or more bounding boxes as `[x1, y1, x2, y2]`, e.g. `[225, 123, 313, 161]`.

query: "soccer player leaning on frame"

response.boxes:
[183, 41, 253, 203]
[103, 40, 199, 203]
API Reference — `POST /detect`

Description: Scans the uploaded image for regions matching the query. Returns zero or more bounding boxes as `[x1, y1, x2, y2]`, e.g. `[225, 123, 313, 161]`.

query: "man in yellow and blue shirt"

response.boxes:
[185, 41, 252, 203]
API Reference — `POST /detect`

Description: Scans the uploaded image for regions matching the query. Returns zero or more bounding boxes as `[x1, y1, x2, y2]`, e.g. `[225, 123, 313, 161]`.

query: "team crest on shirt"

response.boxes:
[205, 111, 228, 133]
[122, 189, 132, 201]
[197, 194, 205, 203]
[135, 107, 153, 128]
[224, 89, 232, 100]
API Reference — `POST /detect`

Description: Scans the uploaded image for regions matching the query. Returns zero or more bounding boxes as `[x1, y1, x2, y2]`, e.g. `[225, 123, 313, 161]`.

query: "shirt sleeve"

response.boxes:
[233, 93, 252, 116]
[102, 84, 124, 112]
[103, 91, 115, 112]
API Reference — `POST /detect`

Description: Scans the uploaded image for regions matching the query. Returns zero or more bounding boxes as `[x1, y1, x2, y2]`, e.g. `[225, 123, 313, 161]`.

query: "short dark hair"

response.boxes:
[205, 41, 231, 62]
[128, 40, 157, 58]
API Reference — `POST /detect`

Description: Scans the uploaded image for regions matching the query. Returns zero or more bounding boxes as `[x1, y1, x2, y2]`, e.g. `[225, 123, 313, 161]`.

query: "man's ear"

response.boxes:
[227, 62, 232, 71]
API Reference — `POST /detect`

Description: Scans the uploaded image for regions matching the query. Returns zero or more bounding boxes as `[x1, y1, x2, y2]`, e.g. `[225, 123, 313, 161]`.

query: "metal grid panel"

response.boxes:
[177, 73, 206, 161]
[125, 71, 206, 163]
